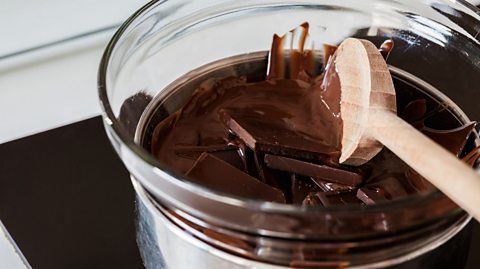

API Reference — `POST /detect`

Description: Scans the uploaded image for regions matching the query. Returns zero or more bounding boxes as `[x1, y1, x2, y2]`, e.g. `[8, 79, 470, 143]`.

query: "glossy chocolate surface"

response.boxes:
[148, 25, 476, 206]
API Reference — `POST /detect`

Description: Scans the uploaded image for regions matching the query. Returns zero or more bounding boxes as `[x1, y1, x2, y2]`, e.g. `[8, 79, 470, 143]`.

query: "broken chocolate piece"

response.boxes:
[186, 153, 286, 203]
[264, 154, 362, 186]
[119, 91, 153, 138]
[310, 177, 355, 192]
[423, 122, 476, 156]
[211, 149, 248, 171]
[302, 192, 322, 206]
[291, 175, 319, 205]
[251, 153, 292, 201]
[398, 98, 474, 156]
[173, 144, 247, 172]
[218, 108, 338, 161]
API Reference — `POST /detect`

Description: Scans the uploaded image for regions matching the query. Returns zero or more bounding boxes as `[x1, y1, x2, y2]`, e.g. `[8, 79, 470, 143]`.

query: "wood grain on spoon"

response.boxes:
[335, 38, 480, 221]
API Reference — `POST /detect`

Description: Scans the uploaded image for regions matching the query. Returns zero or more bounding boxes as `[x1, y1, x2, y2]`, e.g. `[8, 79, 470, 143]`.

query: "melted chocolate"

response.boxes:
[264, 154, 362, 186]
[291, 174, 320, 205]
[311, 177, 355, 192]
[148, 24, 476, 206]
[379, 39, 394, 60]
[186, 153, 285, 203]
[423, 123, 476, 156]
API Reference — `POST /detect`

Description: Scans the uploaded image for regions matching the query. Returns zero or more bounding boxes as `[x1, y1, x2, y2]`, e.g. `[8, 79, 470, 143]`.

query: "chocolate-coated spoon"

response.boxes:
[333, 38, 480, 221]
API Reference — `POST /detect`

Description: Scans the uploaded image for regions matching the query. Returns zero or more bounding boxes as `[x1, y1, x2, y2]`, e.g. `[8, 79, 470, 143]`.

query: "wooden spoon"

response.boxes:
[334, 38, 480, 221]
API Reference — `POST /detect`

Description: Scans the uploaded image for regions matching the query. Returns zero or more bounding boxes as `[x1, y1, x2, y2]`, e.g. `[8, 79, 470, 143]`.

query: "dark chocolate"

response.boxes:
[362, 176, 410, 200]
[379, 39, 394, 60]
[291, 174, 319, 205]
[399, 98, 475, 155]
[400, 99, 427, 128]
[264, 154, 362, 186]
[302, 192, 322, 206]
[303, 191, 361, 207]
[267, 22, 315, 80]
[148, 24, 476, 206]
[173, 144, 237, 159]
[119, 91, 153, 138]
[423, 122, 476, 156]
[356, 187, 388, 205]
[251, 152, 292, 200]
[186, 153, 286, 203]
[218, 107, 340, 161]
[211, 149, 248, 172]
[310, 177, 355, 192]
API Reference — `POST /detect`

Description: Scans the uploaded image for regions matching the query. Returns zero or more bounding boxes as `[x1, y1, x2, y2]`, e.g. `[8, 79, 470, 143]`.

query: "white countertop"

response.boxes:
[0, 36, 107, 144]
[0, 0, 146, 144]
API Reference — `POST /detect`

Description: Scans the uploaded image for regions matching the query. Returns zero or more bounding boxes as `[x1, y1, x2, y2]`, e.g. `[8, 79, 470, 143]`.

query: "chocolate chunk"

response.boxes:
[227, 138, 250, 172]
[264, 154, 362, 186]
[119, 91, 153, 138]
[356, 187, 388, 205]
[253, 152, 284, 187]
[318, 191, 361, 206]
[423, 122, 476, 156]
[303, 191, 361, 207]
[218, 108, 338, 161]
[399, 99, 475, 156]
[291, 175, 319, 205]
[211, 149, 248, 171]
[186, 153, 286, 203]
[310, 177, 355, 192]
[173, 144, 247, 172]
[248, 152, 293, 202]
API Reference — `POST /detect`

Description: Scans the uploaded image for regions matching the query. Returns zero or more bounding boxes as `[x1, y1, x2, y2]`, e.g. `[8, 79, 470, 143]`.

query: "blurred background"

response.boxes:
[0, 0, 147, 144]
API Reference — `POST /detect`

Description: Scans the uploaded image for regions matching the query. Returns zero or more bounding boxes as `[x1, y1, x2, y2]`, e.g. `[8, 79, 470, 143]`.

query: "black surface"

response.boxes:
[0, 117, 143, 269]
[0, 116, 478, 269]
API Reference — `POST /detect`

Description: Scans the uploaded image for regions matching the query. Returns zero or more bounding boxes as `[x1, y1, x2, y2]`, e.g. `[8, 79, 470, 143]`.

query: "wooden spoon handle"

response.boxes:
[370, 109, 480, 221]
